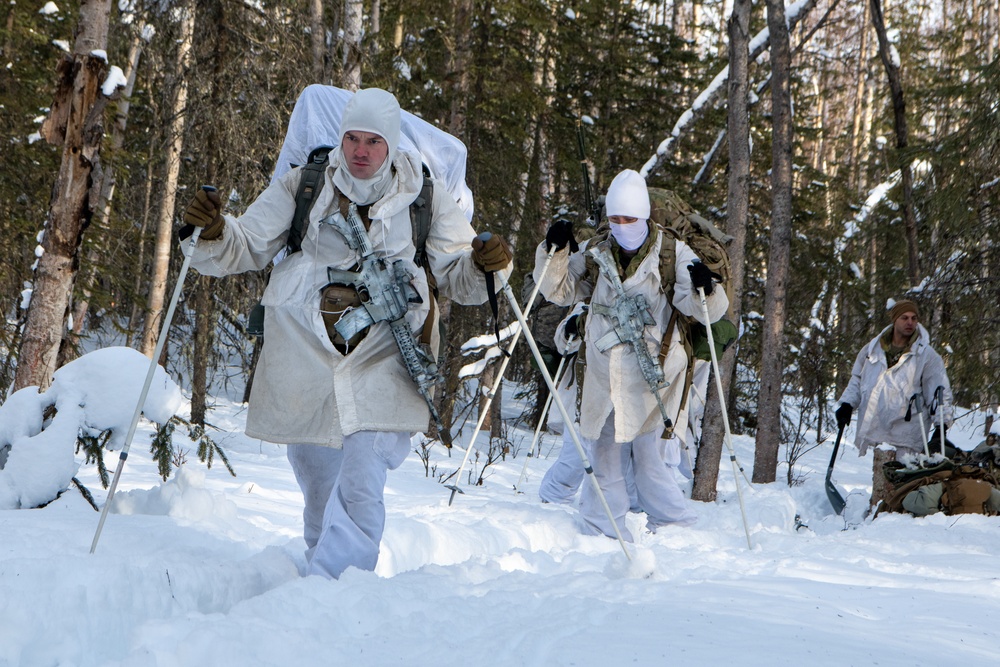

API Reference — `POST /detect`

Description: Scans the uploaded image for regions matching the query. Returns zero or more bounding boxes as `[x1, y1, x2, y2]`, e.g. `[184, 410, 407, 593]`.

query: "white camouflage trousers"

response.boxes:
[287, 431, 409, 579]
[538, 427, 587, 504]
[580, 412, 696, 542]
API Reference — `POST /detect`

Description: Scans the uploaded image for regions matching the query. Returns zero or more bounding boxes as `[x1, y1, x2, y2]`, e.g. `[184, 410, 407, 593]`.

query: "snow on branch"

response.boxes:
[458, 321, 521, 379]
[842, 159, 932, 242]
[640, 0, 819, 178]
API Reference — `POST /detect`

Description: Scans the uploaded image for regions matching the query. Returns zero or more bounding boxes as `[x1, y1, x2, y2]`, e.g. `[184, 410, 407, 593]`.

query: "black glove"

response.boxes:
[545, 218, 578, 253]
[471, 233, 512, 272]
[687, 261, 719, 296]
[564, 314, 580, 339]
[835, 403, 853, 429]
[183, 187, 225, 240]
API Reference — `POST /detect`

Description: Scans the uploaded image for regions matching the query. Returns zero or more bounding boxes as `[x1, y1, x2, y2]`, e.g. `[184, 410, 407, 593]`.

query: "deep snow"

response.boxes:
[2, 349, 1000, 667]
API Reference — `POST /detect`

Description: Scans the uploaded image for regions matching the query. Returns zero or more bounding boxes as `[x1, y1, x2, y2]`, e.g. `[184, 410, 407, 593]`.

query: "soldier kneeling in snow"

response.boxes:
[835, 299, 954, 511]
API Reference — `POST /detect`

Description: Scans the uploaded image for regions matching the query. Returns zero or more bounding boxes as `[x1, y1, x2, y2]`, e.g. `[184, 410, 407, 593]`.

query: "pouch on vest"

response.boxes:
[690, 318, 738, 362]
[320, 283, 366, 352]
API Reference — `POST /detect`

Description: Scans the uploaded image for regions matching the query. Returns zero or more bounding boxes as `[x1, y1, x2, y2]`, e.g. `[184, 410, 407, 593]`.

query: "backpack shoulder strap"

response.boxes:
[582, 224, 612, 287]
[657, 224, 681, 301]
[287, 145, 332, 254]
[409, 166, 434, 268]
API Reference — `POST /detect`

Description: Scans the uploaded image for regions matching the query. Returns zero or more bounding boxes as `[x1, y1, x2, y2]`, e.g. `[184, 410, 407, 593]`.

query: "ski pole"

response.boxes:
[697, 286, 752, 549]
[495, 260, 631, 559]
[934, 386, 947, 457]
[446, 245, 556, 504]
[905, 393, 931, 457]
[514, 346, 572, 493]
[90, 188, 210, 554]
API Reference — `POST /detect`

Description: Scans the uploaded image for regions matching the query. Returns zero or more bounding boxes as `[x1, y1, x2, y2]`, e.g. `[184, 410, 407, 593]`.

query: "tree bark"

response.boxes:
[753, 0, 795, 484]
[192, 0, 229, 426]
[14, 0, 113, 392]
[310, 0, 325, 82]
[431, 0, 476, 442]
[61, 27, 146, 365]
[447, 0, 474, 138]
[870, 0, 920, 287]
[341, 0, 363, 90]
[849, 1, 871, 196]
[692, 0, 751, 502]
[141, 3, 195, 357]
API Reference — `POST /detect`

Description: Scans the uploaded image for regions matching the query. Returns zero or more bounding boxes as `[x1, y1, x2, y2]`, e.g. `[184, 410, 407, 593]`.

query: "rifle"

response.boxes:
[588, 243, 674, 436]
[576, 120, 601, 226]
[322, 203, 442, 427]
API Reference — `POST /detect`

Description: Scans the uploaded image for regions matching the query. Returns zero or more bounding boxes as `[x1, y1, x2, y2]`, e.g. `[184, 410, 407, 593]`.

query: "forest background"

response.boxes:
[1, 0, 998, 498]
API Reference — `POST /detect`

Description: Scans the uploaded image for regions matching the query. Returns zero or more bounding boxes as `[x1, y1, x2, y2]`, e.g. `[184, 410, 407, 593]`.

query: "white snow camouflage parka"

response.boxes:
[533, 223, 729, 443]
[189, 148, 498, 446]
[837, 323, 953, 456]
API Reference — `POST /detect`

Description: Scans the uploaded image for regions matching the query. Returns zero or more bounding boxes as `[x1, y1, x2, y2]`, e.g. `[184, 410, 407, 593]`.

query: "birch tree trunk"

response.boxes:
[342, 0, 363, 90]
[692, 0, 751, 502]
[141, 4, 195, 358]
[870, 0, 920, 286]
[310, 0, 325, 82]
[849, 1, 871, 196]
[14, 0, 113, 392]
[753, 0, 795, 484]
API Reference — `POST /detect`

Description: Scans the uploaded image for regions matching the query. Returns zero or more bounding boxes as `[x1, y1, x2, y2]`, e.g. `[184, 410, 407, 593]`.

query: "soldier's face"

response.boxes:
[608, 216, 639, 225]
[893, 311, 918, 339]
[342, 131, 389, 180]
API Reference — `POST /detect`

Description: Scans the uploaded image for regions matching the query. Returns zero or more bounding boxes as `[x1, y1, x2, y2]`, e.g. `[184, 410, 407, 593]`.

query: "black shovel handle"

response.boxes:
[825, 423, 847, 515]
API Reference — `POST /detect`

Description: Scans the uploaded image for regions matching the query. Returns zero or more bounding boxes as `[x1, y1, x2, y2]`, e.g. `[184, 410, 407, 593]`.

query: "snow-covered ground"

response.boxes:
[3, 371, 1000, 666]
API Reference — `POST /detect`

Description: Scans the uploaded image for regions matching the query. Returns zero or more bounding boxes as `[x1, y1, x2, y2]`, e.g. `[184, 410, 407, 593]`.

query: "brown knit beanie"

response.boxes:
[888, 299, 919, 323]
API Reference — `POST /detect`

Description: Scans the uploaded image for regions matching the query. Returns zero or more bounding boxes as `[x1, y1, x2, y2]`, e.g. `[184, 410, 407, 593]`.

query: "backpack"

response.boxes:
[880, 464, 1000, 517]
[878, 440, 1000, 517]
[246, 146, 435, 338]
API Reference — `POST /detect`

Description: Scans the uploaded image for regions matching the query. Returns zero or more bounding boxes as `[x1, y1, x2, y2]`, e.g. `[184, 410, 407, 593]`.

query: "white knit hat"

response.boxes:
[604, 169, 650, 219]
[340, 88, 402, 161]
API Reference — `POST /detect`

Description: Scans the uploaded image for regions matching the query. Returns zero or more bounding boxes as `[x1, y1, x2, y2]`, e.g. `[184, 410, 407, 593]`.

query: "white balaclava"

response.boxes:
[604, 169, 651, 251]
[334, 88, 402, 205]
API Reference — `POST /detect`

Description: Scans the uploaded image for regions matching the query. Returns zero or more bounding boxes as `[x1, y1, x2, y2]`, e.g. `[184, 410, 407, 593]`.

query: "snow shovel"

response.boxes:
[825, 423, 847, 515]
[90, 188, 210, 554]
[931, 385, 948, 458]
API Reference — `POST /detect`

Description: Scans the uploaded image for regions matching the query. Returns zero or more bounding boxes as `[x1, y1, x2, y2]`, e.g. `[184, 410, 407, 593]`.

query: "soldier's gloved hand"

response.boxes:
[564, 313, 581, 339]
[545, 218, 578, 253]
[835, 403, 853, 429]
[471, 233, 512, 272]
[687, 261, 719, 296]
[183, 188, 225, 240]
